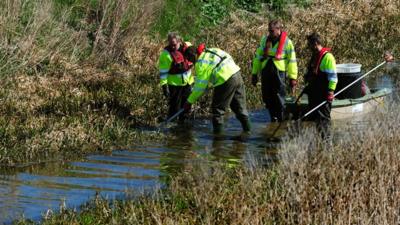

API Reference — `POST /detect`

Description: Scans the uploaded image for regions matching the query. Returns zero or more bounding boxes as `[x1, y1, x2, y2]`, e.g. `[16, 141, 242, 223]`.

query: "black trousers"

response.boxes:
[308, 91, 332, 139]
[261, 60, 287, 122]
[168, 84, 191, 121]
[211, 72, 250, 132]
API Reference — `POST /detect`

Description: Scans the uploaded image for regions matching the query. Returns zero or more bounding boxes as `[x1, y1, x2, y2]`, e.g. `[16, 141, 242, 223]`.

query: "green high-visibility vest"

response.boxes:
[158, 42, 194, 86]
[188, 48, 240, 104]
[252, 35, 298, 80]
[319, 52, 338, 90]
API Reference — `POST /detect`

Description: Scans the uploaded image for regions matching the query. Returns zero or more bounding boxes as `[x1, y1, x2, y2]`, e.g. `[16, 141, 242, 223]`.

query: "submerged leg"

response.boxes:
[211, 73, 238, 134]
[229, 75, 251, 132]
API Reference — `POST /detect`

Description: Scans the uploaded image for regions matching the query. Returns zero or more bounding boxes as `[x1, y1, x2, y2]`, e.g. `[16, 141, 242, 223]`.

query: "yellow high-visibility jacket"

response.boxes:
[187, 48, 240, 104]
[158, 42, 194, 86]
[319, 52, 338, 91]
[252, 34, 298, 80]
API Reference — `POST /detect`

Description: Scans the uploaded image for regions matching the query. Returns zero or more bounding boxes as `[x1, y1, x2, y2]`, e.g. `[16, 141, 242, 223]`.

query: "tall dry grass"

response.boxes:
[0, 0, 164, 166]
[0, 0, 399, 165]
[0, 0, 160, 74]
[34, 101, 400, 225]
[10, 0, 400, 223]
[277, 110, 400, 224]
[123, 0, 400, 119]
[157, 0, 400, 106]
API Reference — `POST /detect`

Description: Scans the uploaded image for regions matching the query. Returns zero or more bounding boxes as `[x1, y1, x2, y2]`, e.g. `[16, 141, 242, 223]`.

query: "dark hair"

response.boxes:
[184, 46, 197, 63]
[307, 32, 323, 46]
[167, 32, 181, 42]
[269, 19, 283, 29]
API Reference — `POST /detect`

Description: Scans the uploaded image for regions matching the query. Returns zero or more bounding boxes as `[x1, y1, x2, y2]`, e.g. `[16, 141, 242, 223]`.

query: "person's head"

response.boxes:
[307, 32, 323, 52]
[184, 46, 198, 64]
[167, 32, 182, 51]
[268, 20, 283, 39]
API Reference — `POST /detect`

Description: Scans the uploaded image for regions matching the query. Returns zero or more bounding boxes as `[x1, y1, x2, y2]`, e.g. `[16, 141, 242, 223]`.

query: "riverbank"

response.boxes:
[1, 0, 399, 165]
[17, 102, 400, 224]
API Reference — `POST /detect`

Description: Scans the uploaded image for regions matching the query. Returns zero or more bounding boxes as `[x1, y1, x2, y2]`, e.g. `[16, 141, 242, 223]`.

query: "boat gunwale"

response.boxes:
[285, 88, 391, 109]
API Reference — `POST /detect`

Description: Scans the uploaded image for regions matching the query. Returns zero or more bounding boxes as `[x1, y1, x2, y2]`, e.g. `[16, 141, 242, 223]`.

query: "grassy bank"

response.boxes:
[0, 0, 399, 165]
[0, 0, 165, 166]
[17, 102, 400, 224]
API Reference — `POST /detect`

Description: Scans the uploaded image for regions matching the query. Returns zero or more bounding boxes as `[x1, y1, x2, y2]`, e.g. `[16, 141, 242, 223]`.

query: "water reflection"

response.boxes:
[0, 109, 281, 223]
[0, 69, 397, 223]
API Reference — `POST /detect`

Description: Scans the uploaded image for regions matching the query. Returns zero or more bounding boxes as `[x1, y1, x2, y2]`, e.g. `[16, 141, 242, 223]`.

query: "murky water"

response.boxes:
[0, 110, 283, 223]
[0, 74, 395, 223]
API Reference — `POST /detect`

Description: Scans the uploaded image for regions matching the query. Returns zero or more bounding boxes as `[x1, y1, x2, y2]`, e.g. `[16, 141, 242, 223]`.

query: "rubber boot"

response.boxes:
[239, 118, 251, 132]
[213, 122, 223, 135]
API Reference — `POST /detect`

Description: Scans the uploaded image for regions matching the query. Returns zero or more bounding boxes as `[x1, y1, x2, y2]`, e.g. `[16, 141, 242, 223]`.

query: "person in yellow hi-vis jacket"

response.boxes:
[304, 33, 338, 139]
[182, 44, 251, 134]
[251, 20, 298, 122]
[159, 32, 194, 121]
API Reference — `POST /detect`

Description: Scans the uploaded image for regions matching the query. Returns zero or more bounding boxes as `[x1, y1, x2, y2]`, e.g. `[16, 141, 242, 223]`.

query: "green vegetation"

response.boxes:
[18, 103, 400, 224]
[0, 0, 167, 166]
[1, 0, 399, 223]
[0, 0, 399, 168]
[152, 0, 312, 39]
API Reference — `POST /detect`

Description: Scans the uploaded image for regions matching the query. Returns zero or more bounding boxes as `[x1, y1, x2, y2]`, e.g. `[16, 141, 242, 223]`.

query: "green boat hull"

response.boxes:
[285, 88, 392, 120]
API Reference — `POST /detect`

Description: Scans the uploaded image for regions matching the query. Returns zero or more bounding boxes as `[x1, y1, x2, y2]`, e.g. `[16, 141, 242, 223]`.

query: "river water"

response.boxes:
[0, 110, 284, 223]
[0, 74, 395, 223]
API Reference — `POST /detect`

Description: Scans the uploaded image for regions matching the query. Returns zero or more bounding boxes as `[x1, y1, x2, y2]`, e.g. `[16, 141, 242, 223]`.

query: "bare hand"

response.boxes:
[384, 51, 394, 62]
[327, 91, 334, 103]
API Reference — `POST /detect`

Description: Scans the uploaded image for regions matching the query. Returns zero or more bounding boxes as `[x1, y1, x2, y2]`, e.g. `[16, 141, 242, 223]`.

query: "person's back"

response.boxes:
[183, 45, 251, 134]
[190, 48, 240, 97]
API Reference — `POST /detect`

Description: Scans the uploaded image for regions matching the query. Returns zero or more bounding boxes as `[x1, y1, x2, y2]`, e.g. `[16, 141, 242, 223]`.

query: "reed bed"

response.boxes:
[20, 100, 400, 225]
[0, 0, 399, 166]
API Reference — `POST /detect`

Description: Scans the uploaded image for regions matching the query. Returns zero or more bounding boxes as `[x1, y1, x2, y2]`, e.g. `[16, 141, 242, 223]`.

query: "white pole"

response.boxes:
[166, 108, 185, 123]
[301, 61, 387, 120]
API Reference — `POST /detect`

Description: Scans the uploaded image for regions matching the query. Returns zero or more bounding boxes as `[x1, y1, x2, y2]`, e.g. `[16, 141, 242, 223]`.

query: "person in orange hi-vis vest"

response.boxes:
[158, 32, 194, 122]
[251, 20, 298, 122]
[304, 33, 337, 140]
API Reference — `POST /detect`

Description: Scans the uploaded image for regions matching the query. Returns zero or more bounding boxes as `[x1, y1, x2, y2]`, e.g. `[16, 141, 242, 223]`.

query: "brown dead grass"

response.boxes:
[0, 0, 399, 165]
[37, 102, 400, 224]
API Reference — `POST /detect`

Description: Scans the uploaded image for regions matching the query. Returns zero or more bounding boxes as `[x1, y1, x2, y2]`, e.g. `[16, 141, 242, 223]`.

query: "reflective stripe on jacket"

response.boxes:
[252, 34, 298, 80]
[319, 52, 338, 91]
[187, 48, 240, 104]
[158, 42, 194, 86]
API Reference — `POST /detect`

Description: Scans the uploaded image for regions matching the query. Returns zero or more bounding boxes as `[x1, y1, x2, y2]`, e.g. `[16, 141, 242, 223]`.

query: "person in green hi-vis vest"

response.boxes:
[182, 44, 251, 134]
[251, 20, 298, 122]
[304, 33, 338, 139]
[158, 32, 194, 122]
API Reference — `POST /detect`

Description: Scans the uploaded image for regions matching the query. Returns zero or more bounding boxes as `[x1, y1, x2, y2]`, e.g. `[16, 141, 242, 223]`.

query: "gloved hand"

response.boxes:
[290, 79, 297, 95]
[162, 85, 170, 98]
[251, 75, 258, 86]
[327, 91, 334, 103]
[183, 101, 192, 112]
